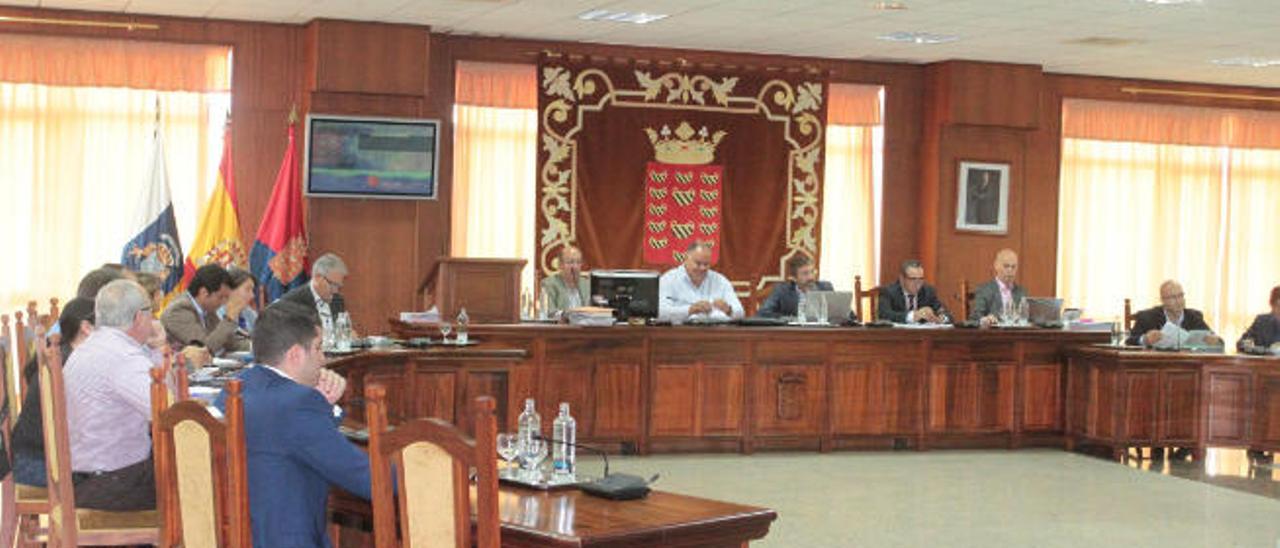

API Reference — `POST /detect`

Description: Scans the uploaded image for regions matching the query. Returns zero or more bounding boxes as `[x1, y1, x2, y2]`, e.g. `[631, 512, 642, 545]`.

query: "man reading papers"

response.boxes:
[1127, 280, 1223, 349]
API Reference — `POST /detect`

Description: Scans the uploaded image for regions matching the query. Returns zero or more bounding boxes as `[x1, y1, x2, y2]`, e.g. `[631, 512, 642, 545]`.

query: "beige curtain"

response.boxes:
[450, 62, 538, 297]
[0, 37, 230, 315]
[820, 84, 883, 290]
[1058, 99, 1280, 344]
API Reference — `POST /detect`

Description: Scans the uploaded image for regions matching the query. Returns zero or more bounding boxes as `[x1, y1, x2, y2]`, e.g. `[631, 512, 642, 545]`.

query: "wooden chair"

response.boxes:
[366, 384, 500, 548]
[958, 279, 975, 321]
[150, 369, 250, 548]
[1, 322, 51, 548]
[1123, 298, 1134, 332]
[37, 342, 160, 545]
[853, 275, 880, 321]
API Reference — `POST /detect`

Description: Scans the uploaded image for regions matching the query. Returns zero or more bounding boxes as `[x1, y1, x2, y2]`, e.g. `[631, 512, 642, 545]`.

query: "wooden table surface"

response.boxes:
[331, 483, 777, 547]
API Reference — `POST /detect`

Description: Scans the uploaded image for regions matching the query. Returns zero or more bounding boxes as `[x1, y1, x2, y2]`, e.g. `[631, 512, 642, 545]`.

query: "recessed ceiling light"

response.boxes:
[876, 31, 959, 45]
[577, 9, 668, 24]
[1211, 57, 1280, 68]
[871, 1, 908, 10]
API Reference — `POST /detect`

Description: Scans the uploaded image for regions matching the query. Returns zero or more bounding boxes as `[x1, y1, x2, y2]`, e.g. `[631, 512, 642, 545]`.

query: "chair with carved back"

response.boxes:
[150, 368, 250, 548]
[15, 311, 29, 398]
[37, 341, 160, 546]
[853, 275, 880, 321]
[366, 384, 500, 548]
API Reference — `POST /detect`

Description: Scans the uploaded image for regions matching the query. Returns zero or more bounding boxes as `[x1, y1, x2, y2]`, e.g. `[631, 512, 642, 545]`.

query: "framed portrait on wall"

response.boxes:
[955, 161, 1010, 234]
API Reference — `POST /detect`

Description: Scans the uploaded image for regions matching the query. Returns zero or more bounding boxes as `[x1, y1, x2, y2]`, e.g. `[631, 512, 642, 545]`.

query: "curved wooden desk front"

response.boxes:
[1066, 345, 1280, 459]
[382, 322, 1109, 454]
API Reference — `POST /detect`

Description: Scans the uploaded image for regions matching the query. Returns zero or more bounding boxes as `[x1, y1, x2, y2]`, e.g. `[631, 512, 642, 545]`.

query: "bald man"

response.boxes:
[1126, 280, 1222, 347]
[658, 242, 743, 323]
[540, 246, 590, 316]
[970, 248, 1027, 326]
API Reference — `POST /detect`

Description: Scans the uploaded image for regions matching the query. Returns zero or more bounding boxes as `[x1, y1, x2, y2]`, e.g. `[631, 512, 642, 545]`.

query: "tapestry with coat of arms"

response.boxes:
[536, 54, 829, 297]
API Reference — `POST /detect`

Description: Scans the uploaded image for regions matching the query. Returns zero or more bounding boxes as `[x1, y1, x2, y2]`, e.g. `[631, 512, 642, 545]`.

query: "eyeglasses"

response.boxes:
[323, 276, 344, 291]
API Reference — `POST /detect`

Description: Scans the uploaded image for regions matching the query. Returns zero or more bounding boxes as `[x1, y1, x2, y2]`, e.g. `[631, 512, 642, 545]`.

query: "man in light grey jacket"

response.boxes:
[540, 245, 590, 317]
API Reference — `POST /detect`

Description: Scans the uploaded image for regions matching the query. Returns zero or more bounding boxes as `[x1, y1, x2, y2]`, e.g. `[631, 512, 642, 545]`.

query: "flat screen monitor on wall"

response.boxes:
[303, 114, 439, 199]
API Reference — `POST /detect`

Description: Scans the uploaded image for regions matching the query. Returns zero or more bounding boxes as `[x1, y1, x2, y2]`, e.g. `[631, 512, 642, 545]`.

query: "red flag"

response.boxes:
[250, 123, 308, 302]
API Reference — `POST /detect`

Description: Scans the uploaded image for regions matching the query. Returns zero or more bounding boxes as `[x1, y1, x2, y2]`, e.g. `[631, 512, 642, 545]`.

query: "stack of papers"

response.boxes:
[565, 307, 616, 327]
[1153, 325, 1219, 350]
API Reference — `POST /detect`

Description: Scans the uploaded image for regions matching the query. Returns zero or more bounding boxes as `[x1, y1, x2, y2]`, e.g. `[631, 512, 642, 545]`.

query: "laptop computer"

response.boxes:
[805, 290, 853, 325]
[1026, 297, 1063, 325]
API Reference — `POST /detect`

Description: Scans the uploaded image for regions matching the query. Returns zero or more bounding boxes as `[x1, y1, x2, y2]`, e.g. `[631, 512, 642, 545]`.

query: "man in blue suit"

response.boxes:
[218, 301, 370, 548]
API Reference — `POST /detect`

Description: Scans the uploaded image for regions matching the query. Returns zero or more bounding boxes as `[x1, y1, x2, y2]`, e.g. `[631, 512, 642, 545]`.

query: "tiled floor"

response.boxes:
[592, 448, 1280, 547]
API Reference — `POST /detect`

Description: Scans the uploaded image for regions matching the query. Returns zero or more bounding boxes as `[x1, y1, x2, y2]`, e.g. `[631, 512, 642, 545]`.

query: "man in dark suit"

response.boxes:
[1126, 280, 1222, 347]
[1239, 285, 1280, 352]
[757, 255, 833, 318]
[878, 259, 948, 324]
[217, 302, 370, 548]
[276, 252, 348, 333]
[970, 248, 1027, 326]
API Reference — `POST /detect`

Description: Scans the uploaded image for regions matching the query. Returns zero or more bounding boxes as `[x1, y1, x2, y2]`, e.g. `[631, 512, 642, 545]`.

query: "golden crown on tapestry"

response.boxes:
[645, 121, 727, 165]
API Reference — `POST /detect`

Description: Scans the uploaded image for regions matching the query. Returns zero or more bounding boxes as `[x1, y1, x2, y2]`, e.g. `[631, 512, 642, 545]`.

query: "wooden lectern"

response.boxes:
[423, 257, 526, 323]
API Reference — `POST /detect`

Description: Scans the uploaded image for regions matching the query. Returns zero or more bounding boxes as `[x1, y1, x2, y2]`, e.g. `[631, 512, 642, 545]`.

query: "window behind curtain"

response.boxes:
[450, 61, 538, 299]
[1057, 98, 1280, 344]
[0, 34, 231, 313]
[821, 84, 884, 291]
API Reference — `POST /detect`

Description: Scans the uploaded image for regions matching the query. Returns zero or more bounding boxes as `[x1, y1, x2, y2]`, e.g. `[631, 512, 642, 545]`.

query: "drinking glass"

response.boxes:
[496, 433, 519, 478]
[521, 438, 548, 482]
[1110, 322, 1123, 346]
[1016, 298, 1029, 326]
[999, 299, 1015, 326]
[335, 312, 352, 351]
[438, 321, 453, 344]
[814, 292, 829, 324]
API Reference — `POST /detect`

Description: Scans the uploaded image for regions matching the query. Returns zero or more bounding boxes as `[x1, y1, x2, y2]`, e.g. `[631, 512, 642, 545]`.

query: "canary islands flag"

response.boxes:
[122, 126, 185, 299]
[250, 122, 308, 303]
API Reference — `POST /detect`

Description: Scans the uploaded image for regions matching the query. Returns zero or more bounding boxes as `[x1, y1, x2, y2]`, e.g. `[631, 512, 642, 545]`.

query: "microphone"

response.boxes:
[534, 433, 611, 478]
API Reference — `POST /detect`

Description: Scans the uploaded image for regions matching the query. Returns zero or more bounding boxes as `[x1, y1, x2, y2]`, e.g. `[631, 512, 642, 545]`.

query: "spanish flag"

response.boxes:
[182, 122, 247, 285]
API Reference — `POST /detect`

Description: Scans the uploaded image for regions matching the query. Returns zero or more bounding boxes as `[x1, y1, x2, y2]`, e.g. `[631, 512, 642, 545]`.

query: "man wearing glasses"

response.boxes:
[878, 259, 948, 324]
[277, 252, 349, 335]
[1127, 280, 1222, 348]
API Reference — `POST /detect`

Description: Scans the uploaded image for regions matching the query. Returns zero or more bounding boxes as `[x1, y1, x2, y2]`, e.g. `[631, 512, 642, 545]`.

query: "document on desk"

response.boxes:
[1152, 323, 1187, 350]
[894, 322, 954, 329]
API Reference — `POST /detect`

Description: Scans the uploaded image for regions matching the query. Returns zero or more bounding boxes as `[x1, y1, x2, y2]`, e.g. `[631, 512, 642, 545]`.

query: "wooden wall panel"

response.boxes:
[753, 365, 825, 436]
[1122, 371, 1158, 442]
[703, 365, 746, 435]
[929, 61, 1042, 129]
[831, 364, 885, 434]
[1023, 364, 1062, 431]
[593, 363, 642, 437]
[1160, 370, 1199, 443]
[306, 20, 428, 96]
[651, 365, 697, 436]
[1257, 373, 1280, 445]
[1206, 371, 1250, 444]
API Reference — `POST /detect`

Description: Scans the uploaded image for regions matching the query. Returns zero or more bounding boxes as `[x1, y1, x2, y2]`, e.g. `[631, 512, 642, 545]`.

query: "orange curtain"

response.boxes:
[451, 62, 538, 298]
[0, 33, 230, 92]
[1064, 98, 1280, 149]
[1058, 99, 1280, 344]
[821, 85, 883, 290]
[0, 36, 230, 315]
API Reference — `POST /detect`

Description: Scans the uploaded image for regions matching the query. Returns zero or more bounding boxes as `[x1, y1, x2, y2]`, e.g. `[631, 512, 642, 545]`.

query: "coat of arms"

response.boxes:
[642, 121, 726, 265]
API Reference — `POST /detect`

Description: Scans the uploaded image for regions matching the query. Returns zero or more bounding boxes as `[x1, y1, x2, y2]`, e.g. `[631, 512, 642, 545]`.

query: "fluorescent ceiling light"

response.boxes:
[1135, 0, 1203, 5]
[876, 31, 959, 45]
[577, 9, 668, 24]
[1211, 57, 1280, 68]
[871, 1, 908, 10]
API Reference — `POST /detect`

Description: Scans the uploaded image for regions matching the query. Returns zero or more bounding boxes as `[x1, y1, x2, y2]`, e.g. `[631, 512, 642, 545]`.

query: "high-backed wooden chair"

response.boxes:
[15, 311, 29, 391]
[1123, 298, 1134, 332]
[37, 343, 160, 545]
[366, 385, 500, 548]
[6, 324, 50, 548]
[853, 275, 880, 321]
[2, 344, 15, 547]
[959, 280, 975, 321]
[151, 369, 250, 548]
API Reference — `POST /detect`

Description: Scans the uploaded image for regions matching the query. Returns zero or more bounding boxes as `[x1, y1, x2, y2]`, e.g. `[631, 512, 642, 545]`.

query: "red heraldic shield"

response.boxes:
[643, 161, 723, 265]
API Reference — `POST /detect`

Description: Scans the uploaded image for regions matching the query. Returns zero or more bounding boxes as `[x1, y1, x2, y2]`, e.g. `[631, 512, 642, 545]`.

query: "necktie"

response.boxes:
[907, 294, 917, 311]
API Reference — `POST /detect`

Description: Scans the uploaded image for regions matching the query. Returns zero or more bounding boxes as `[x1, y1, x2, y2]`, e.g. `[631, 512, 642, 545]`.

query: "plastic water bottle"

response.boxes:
[455, 307, 470, 344]
[796, 291, 808, 323]
[552, 403, 576, 478]
[517, 398, 541, 469]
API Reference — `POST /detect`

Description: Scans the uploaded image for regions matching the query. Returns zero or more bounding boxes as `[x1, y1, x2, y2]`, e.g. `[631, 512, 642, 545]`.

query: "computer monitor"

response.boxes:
[1027, 297, 1063, 325]
[590, 270, 660, 321]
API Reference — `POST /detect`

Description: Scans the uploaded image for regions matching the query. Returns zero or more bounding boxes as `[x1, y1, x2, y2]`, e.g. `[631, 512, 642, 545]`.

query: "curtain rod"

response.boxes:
[1121, 86, 1280, 104]
[0, 14, 159, 31]
[528, 49, 825, 75]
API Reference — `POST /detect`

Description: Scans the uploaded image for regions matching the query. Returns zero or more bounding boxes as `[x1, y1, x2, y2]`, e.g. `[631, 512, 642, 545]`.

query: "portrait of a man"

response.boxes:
[956, 162, 1010, 234]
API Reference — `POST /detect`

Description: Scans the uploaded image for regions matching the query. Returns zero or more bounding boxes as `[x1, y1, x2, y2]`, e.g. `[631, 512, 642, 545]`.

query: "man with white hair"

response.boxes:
[659, 241, 743, 322]
[277, 252, 349, 334]
[63, 279, 161, 510]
